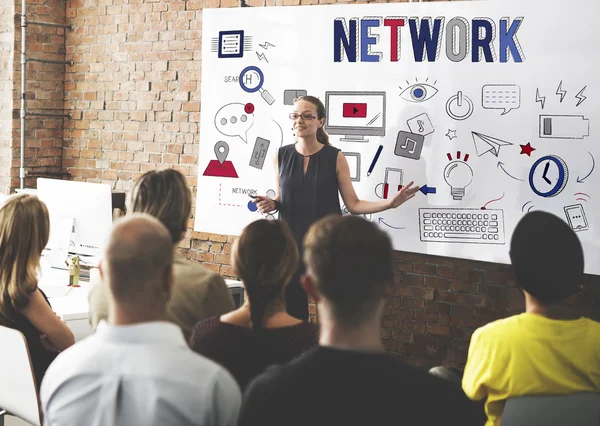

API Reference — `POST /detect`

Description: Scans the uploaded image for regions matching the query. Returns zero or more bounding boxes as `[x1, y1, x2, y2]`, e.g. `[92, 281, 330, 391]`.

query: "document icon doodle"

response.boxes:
[218, 30, 245, 58]
[394, 131, 424, 160]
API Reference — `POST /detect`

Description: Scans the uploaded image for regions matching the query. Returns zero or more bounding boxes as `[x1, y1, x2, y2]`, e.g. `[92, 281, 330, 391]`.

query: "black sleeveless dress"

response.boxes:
[278, 144, 342, 320]
[1, 289, 57, 388]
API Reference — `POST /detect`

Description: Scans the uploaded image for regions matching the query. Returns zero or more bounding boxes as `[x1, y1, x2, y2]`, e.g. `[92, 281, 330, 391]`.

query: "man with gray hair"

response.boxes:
[41, 214, 241, 426]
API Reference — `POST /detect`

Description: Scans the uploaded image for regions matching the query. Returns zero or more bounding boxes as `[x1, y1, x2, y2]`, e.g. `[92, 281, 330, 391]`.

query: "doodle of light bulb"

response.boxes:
[444, 160, 473, 200]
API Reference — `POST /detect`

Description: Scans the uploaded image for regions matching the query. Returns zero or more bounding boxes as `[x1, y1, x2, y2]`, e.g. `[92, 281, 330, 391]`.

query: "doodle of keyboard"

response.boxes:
[419, 208, 505, 244]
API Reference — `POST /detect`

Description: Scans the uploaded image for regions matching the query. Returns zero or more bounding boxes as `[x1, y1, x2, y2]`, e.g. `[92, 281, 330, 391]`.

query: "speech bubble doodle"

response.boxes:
[481, 84, 521, 115]
[214, 102, 255, 143]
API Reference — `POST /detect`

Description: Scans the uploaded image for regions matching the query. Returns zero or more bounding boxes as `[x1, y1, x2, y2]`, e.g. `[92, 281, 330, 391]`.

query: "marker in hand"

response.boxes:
[250, 194, 273, 214]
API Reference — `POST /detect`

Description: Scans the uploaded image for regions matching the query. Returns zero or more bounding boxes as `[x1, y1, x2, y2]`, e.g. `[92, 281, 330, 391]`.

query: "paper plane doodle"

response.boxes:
[471, 132, 513, 157]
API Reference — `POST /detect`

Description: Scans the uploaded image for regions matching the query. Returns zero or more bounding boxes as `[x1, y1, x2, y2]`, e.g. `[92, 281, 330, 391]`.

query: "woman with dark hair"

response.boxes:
[253, 95, 419, 320]
[188, 219, 317, 390]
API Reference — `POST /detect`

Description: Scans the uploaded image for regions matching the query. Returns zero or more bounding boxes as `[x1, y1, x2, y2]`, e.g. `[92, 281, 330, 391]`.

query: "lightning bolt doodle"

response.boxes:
[535, 88, 545, 109]
[575, 86, 587, 107]
[556, 80, 567, 102]
[256, 51, 269, 63]
[259, 41, 276, 50]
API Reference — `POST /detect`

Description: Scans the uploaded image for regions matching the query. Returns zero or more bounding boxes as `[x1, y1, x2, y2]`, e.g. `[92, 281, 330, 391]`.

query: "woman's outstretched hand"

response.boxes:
[388, 181, 420, 209]
[253, 195, 277, 214]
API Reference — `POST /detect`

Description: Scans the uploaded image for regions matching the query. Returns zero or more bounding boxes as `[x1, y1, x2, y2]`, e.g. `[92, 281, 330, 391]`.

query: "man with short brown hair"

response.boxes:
[240, 215, 482, 426]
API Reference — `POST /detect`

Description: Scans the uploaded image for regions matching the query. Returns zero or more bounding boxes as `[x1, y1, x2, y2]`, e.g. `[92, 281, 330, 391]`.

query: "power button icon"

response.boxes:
[446, 91, 474, 121]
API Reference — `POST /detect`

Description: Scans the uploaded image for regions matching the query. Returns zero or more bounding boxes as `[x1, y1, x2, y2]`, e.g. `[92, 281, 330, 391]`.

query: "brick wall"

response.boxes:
[17, 0, 67, 188]
[0, 0, 13, 195]
[3, 0, 68, 191]
[4, 0, 599, 370]
[382, 252, 598, 368]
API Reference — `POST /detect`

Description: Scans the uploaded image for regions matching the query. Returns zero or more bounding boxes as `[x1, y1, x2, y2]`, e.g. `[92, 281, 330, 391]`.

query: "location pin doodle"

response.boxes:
[202, 140, 238, 178]
[215, 141, 229, 164]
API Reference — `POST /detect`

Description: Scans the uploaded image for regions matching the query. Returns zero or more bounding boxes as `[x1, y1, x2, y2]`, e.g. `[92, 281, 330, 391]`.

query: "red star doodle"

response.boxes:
[520, 142, 536, 156]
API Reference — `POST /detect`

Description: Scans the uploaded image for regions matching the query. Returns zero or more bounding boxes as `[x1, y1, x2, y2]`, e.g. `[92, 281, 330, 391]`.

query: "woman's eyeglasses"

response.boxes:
[289, 113, 317, 121]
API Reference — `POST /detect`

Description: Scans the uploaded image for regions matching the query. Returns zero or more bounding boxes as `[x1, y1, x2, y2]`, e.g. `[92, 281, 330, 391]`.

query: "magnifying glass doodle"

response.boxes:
[239, 66, 275, 105]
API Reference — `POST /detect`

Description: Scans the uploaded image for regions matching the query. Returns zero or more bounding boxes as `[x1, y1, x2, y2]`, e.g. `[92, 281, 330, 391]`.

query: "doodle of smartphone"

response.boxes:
[564, 204, 589, 232]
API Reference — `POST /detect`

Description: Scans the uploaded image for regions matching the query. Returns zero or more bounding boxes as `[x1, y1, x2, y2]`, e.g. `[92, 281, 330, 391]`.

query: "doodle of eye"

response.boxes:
[399, 83, 439, 103]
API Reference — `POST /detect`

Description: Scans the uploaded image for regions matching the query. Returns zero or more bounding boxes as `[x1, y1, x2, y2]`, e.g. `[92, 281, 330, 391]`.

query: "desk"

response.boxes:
[38, 264, 94, 342]
[38, 264, 244, 342]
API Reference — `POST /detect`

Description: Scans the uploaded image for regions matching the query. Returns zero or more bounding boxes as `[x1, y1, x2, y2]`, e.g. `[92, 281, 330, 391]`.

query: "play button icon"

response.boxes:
[342, 103, 367, 118]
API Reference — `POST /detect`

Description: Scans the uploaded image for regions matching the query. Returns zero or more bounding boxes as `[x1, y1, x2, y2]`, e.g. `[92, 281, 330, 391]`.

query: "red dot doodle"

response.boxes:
[244, 103, 255, 114]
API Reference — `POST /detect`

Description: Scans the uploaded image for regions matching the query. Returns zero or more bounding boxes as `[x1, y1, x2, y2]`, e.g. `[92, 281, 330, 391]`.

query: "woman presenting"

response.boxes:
[253, 95, 419, 320]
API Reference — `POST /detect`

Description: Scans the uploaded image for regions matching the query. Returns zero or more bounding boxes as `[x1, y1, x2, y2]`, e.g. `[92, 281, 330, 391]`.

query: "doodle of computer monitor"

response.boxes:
[325, 91, 386, 143]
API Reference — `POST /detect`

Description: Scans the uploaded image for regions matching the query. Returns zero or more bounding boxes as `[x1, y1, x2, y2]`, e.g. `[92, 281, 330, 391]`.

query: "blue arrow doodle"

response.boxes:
[577, 152, 595, 183]
[419, 185, 437, 195]
[378, 218, 406, 230]
[497, 161, 524, 181]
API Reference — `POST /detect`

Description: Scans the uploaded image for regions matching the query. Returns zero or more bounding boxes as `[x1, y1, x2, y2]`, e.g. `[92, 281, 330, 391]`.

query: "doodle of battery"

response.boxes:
[383, 167, 403, 199]
[564, 204, 589, 232]
[539, 115, 589, 139]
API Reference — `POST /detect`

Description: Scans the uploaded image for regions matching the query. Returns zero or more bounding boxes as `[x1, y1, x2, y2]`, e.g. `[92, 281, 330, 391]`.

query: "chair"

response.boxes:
[428, 366, 462, 385]
[0, 326, 43, 426]
[500, 393, 600, 426]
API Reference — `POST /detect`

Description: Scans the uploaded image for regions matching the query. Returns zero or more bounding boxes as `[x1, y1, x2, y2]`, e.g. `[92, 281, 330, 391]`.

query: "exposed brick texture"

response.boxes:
[1, 0, 598, 371]
[0, 0, 13, 195]
[17, 0, 67, 188]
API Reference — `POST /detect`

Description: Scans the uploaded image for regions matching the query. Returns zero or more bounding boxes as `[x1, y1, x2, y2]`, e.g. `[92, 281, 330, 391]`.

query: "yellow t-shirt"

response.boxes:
[462, 313, 600, 426]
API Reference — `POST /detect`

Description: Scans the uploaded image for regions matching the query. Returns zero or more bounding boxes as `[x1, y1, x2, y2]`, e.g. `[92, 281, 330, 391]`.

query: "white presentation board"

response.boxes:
[196, 0, 600, 275]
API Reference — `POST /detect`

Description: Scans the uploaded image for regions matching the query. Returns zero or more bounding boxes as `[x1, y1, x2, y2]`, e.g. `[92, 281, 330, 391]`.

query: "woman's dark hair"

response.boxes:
[295, 95, 331, 146]
[510, 211, 583, 303]
[232, 220, 299, 330]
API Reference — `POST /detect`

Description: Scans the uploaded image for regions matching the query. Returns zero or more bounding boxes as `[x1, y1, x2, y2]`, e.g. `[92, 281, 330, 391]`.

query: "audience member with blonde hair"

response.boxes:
[41, 214, 241, 426]
[0, 194, 74, 386]
[240, 215, 482, 426]
[189, 219, 317, 390]
[89, 168, 234, 340]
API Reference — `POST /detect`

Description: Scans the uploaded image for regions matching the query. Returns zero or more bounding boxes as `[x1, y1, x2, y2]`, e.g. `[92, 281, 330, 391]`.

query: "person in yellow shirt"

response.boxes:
[462, 211, 600, 426]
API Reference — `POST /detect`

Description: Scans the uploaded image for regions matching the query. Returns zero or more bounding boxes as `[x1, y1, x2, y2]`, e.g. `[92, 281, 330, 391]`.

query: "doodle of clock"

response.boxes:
[529, 155, 569, 197]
